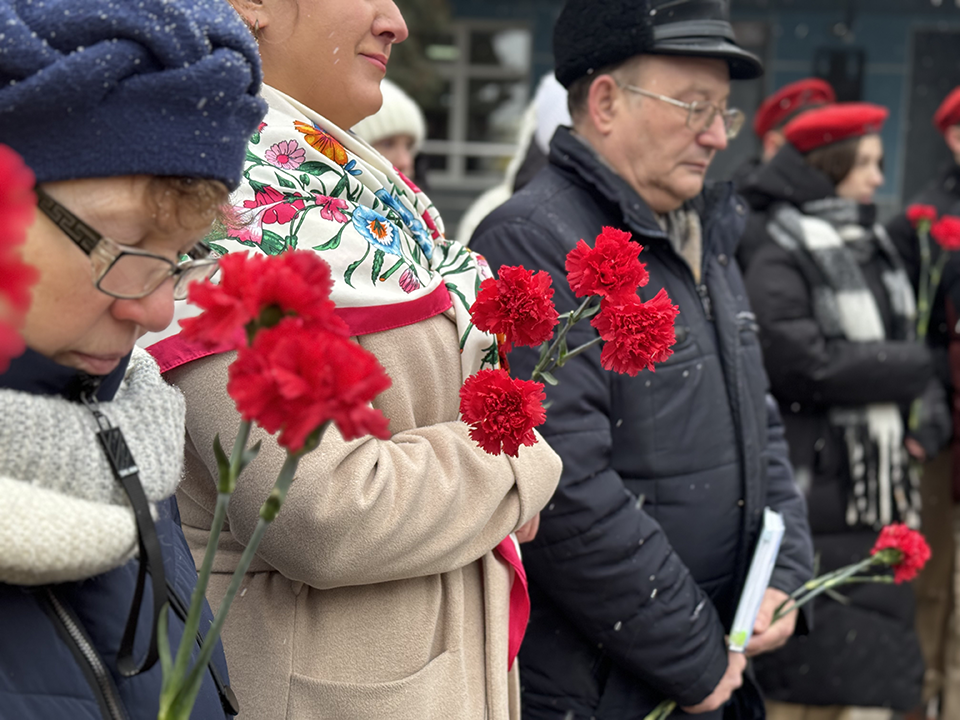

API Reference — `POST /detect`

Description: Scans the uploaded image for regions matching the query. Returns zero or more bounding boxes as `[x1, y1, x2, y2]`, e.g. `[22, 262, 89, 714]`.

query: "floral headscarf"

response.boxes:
[151, 85, 498, 380]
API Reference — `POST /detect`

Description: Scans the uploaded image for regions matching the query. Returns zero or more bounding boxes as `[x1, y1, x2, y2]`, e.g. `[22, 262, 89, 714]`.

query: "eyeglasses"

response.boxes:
[619, 84, 745, 140]
[35, 187, 220, 301]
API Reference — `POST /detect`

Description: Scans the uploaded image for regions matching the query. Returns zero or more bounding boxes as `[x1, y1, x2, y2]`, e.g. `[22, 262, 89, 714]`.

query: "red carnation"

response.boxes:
[0, 145, 38, 373]
[470, 265, 559, 351]
[181, 250, 346, 351]
[459, 369, 546, 457]
[228, 317, 391, 452]
[931, 216, 960, 252]
[870, 523, 932, 584]
[565, 226, 649, 299]
[591, 289, 679, 376]
[906, 204, 938, 228]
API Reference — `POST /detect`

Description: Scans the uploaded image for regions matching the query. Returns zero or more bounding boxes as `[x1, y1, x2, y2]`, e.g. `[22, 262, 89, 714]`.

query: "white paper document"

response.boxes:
[728, 507, 785, 652]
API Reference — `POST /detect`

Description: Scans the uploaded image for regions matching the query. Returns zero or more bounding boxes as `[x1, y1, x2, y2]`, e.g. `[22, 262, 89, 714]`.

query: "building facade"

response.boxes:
[400, 0, 960, 231]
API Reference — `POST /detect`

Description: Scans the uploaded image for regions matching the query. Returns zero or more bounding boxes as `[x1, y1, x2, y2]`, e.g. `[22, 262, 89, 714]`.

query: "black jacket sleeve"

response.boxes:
[745, 242, 933, 409]
[471, 218, 728, 707]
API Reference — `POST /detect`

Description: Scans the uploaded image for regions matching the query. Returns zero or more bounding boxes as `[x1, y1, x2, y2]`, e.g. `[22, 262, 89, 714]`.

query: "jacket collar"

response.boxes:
[548, 126, 669, 241]
[547, 126, 739, 248]
[0, 347, 131, 402]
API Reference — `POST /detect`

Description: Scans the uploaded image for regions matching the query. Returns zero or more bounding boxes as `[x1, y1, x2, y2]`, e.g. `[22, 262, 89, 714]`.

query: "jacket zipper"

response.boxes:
[44, 588, 130, 720]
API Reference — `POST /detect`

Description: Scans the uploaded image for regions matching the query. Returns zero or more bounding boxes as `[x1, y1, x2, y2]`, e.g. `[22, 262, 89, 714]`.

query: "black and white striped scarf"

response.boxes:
[767, 197, 921, 529]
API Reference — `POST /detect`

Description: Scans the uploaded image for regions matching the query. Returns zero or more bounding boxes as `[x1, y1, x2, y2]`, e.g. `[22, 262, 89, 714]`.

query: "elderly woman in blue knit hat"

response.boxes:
[144, 0, 564, 718]
[0, 1, 265, 718]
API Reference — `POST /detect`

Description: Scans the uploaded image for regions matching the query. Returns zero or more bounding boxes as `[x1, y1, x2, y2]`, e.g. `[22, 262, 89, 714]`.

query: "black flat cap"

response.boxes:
[554, 0, 763, 89]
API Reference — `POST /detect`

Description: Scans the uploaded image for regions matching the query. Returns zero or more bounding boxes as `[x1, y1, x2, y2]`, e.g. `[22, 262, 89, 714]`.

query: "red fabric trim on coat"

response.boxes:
[147, 283, 453, 374]
[494, 536, 530, 670]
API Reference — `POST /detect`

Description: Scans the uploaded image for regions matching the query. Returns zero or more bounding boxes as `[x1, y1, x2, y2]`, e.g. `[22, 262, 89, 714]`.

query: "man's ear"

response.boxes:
[587, 75, 624, 137]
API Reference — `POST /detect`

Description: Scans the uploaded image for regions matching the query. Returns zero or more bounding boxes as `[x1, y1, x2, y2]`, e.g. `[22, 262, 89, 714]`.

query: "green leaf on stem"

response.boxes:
[540, 371, 559, 386]
[212, 434, 231, 491]
[157, 604, 173, 682]
[581, 303, 602, 320]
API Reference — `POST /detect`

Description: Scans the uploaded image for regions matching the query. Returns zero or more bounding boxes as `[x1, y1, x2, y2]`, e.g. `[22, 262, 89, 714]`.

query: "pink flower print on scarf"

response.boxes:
[399, 267, 421, 294]
[265, 139, 306, 170]
[313, 193, 349, 224]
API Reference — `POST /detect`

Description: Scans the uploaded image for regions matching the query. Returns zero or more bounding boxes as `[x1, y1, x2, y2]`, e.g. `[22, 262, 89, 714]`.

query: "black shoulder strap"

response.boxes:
[82, 386, 167, 677]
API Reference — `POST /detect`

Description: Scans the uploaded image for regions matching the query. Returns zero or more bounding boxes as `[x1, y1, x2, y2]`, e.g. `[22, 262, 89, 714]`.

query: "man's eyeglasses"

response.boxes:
[35, 187, 220, 301]
[619, 84, 745, 140]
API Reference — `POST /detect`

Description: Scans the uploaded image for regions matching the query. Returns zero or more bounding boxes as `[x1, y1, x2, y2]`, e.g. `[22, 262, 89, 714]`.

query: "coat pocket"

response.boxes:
[285, 649, 465, 720]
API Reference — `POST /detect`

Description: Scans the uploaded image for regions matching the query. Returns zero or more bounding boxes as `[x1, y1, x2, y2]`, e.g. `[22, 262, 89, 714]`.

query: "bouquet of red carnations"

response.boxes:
[458, 226, 679, 457]
[158, 250, 392, 720]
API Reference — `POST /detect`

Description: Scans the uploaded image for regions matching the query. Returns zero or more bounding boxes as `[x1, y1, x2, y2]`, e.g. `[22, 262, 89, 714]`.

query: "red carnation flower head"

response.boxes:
[470, 265, 559, 352]
[227, 317, 392, 452]
[181, 250, 346, 351]
[906, 204, 938, 228]
[565, 226, 649, 299]
[870, 523, 932, 584]
[459, 369, 546, 457]
[0, 144, 38, 373]
[591, 288, 679, 376]
[931, 216, 960, 252]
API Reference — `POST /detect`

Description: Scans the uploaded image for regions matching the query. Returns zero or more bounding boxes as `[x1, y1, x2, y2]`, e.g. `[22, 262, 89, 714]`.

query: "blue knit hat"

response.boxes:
[0, 0, 267, 190]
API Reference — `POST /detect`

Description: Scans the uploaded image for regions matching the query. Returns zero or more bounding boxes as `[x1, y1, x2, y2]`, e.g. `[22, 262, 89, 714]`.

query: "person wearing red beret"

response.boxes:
[886, 85, 960, 720]
[734, 78, 835, 271]
[744, 102, 934, 720]
[756, 78, 836, 162]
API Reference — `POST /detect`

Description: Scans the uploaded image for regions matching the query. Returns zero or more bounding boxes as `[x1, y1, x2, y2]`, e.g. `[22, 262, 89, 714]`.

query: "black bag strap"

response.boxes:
[81, 384, 167, 677]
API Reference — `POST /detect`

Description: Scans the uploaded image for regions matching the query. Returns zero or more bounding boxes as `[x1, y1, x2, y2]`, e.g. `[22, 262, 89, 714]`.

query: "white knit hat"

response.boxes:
[352, 79, 427, 154]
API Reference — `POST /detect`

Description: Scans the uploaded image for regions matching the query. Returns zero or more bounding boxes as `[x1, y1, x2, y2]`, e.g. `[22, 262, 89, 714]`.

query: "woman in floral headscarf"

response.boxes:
[146, 2, 562, 719]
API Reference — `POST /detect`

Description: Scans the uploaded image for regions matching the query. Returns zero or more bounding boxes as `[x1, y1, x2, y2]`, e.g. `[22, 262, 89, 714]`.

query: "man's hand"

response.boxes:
[745, 587, 795, 657]
[681, 650, 746, 714]
[515, 513, 540, 543]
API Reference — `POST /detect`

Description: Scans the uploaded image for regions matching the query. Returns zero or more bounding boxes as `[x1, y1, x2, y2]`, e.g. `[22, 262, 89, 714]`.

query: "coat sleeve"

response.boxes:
[762, 395, 815, 604]
[167, 349, 562, 591]
[471, 218, 729, 708]
[745, 242, 932, 408]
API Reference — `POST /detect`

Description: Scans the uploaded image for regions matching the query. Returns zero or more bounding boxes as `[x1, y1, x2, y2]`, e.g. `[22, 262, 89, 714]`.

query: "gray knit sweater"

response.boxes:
[0, 348, 185, 585]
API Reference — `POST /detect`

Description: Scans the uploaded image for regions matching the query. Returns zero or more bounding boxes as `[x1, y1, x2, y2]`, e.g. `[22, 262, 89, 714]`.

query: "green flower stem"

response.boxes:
[166, 448, 303, 717]
[531, 297, 596, 383]
[771, 556, 883, 623]
[550, 336, 603, 370]
[161, 420, 251, 716]
[643, 700, 677, 720]
[910, 237, 948, 432]
[161, 424, 327, 719]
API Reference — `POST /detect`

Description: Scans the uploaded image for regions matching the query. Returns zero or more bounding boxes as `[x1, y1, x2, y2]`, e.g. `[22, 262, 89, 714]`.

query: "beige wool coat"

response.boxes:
[168, 307, 562, 720]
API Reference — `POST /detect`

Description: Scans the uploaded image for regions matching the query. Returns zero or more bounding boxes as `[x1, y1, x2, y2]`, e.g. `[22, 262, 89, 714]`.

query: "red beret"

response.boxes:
[753, 78, 836, 137]
[934, 86, 960, 134]
[784, 102, 889, 154]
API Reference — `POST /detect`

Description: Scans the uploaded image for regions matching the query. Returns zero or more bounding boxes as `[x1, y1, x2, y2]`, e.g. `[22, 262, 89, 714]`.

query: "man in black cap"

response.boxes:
[471, 1, 814, 718]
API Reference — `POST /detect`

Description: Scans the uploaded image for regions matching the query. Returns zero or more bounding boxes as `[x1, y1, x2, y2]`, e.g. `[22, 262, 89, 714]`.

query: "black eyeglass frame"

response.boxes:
[34, 186, 219, 301]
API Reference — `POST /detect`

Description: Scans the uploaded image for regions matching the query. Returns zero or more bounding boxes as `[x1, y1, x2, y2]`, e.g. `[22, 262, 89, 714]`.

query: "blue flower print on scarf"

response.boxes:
[343, 159, 363, 176]
[375, 190, 434, 260]
[352, 205, 403, 256]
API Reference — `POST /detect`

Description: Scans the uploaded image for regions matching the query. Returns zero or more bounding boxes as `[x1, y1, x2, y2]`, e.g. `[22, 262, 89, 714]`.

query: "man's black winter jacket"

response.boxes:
[471, 127, 814, 720]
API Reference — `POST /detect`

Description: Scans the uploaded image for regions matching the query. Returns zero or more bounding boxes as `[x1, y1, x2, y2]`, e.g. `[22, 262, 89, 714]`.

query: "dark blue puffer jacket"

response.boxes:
[0, 350, 237, 720]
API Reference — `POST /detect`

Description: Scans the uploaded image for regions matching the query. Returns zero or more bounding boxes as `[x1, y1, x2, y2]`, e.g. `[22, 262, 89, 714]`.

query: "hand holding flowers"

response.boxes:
[645, 523, 932, 720]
